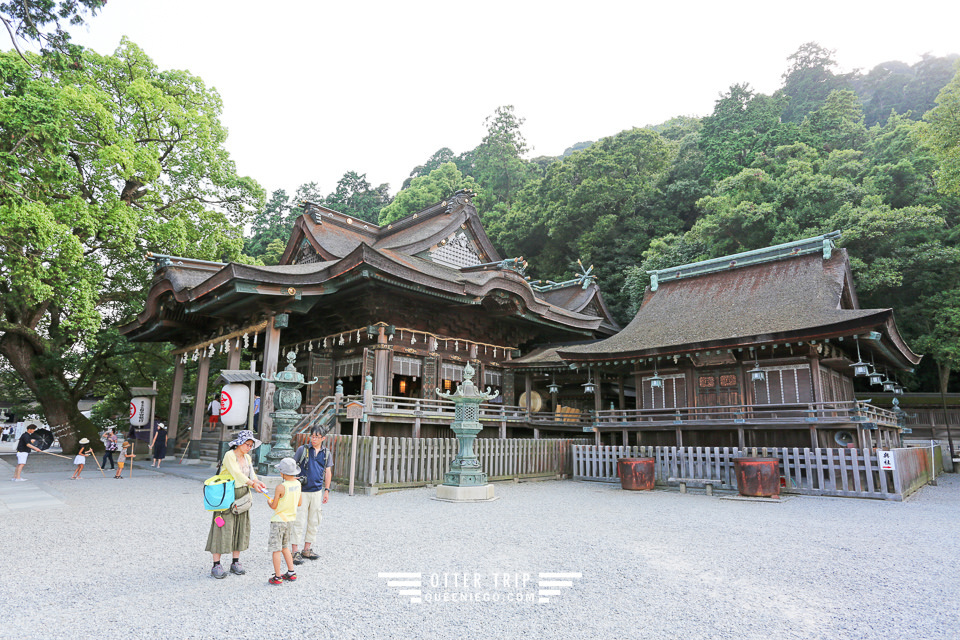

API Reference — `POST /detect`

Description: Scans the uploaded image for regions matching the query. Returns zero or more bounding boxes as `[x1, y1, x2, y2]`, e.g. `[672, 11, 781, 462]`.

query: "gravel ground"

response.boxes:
[1, 450, 958, 640]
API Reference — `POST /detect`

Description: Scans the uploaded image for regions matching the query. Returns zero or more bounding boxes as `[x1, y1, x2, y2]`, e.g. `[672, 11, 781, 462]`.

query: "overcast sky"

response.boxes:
[70, 1, 960, 200]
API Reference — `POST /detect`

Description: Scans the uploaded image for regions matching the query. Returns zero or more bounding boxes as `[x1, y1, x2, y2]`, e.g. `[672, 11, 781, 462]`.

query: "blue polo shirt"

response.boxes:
[295, 445, 333, 493]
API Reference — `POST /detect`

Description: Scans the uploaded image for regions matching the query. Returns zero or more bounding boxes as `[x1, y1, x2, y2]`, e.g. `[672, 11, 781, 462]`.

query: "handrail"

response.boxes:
[293, 395, 338, 435]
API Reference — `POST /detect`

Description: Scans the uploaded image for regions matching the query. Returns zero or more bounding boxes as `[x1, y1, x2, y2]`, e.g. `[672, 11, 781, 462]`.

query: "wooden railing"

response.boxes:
[295, 395, 898, 433]
[572, 445, 939, 501]
[290, 434, 588, 493]
[591, 400, 898, 430]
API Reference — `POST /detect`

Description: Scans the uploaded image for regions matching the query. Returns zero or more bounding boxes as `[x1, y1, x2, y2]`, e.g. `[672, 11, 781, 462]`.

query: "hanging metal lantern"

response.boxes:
[868, 369, 883, 386]
[582, 369, 595, 395]
[547, 375, 560, 395]
[649, 359, 664, 389]
[850, 335, 869, 377]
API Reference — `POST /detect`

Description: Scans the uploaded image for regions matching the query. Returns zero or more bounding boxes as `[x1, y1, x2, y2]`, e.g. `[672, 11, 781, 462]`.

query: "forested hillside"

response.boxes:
[249, 43, 960, 393]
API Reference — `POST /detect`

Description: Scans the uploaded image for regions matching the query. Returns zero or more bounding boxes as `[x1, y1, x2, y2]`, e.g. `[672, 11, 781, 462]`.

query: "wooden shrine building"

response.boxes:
[547, 232, 922, 449]
[121, 191, 619, 447]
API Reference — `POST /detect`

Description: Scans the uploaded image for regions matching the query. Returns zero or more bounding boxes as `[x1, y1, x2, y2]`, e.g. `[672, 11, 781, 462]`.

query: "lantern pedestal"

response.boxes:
[258, 352, 317, 476]
[436, 484, 496, 502]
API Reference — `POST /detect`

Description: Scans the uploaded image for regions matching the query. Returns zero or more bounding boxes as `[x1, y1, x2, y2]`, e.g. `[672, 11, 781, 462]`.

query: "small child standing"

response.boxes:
[266, 457, 302, 585]
[71, 438, 92, 479]
[115, 441, 135, 478]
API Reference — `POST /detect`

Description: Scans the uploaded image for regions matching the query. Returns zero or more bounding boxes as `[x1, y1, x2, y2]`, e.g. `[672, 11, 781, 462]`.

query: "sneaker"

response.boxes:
[14, 478, 27, 482]
[211, 564, 227, 579]
[282, 571, 297, 582]
[269, 574, 283, 585]
[230, 561, 246, 575]
[292, 551, 304, 566]
[302, 548, 320, 560]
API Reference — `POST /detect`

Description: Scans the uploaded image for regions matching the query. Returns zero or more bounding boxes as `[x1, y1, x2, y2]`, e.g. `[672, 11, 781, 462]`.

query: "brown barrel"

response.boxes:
[618, 457, 656, 491]
[733, 457, 780, 497]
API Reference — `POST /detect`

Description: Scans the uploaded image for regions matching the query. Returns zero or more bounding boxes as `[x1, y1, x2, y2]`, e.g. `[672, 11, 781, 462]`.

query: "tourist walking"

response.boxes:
[12, 424, 42, 481]
[101, 429, 118, 469]
[291, 427, 333, 565]
[150, 422, 168, 467]
[267, 457, 302, 585]
[71, 438, 93, 479]
[207, 394, 221, 432]
[205, 430, 266, 579]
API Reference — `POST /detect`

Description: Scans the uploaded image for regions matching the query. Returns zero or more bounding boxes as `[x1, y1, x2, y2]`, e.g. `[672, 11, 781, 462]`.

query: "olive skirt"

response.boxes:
[204, 485, 251, 554]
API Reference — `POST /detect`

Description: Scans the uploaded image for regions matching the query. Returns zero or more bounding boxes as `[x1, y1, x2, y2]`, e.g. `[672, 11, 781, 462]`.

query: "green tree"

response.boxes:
[378, 162, 478, 226]
[402, 148, 456, 190]
[800, 89, 868, 152]
[244, 189, 290, 258]
[922, 65, 960, 195]
[473, 105, 532, 209]
[0, 0, 104, 68]
[699, 83, 791, 182]
[779, 42, 852, 123]
[322, 170, 391, 223]
[0, 41, 263, 452]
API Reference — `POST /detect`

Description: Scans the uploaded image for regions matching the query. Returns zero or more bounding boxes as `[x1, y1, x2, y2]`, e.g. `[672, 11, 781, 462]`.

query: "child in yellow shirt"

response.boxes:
[267, 457, 302, 585]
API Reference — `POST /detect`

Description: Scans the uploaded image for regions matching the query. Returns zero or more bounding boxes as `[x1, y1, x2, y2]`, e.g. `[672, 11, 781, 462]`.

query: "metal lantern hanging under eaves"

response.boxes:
[649, 359, 664, 390]
[748, 347, 765, 383]
[850, 335, 870, 377]
[582, 369, 596, 395]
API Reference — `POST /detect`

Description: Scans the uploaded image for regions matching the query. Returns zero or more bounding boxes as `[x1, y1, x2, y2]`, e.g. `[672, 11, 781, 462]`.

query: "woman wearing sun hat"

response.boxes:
[71, 438, 92, 479]
[205, 429, 267, 579]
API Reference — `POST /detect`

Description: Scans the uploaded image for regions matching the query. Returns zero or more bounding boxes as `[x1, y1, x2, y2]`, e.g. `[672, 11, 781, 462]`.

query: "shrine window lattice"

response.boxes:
[293, 239, 321, 265]
[393, 355, 422, 377]
[441, 362, 465, 382]
[428, 232, 481, 269]
[483, 368, 502, 388]
[335, 356, 363, 379]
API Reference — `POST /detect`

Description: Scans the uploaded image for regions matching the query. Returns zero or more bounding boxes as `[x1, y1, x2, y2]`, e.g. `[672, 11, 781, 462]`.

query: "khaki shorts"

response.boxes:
[268, 521, 294, 553]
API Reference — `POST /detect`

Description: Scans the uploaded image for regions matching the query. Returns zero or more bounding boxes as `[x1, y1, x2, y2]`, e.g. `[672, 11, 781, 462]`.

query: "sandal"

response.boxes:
[282, 570, 297, 582]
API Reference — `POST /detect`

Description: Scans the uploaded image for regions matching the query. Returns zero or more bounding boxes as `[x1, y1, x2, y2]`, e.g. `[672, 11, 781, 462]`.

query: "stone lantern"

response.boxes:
[261, 351, 317, 474]
[435, 362, 498, 501]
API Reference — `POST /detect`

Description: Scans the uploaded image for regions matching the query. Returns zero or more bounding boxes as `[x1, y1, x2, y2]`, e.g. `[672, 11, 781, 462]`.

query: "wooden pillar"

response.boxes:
[738, 426, 745, 449]
[373, 325, 392, 397]
[593, 374, 602, 413]
[260, 315, 283, 445]
[191, 354, 211, 441]
[622, 429, 629, 446]
[167, 359, 185, 447]
[618, 376, 625, 410]
[810, 427, 818, 450]
[524, 373, 533, 413]
[675, 426, 683, 448]
[226, 341, 242, 370]
[635, 372, 643, 410]
[533, 428, 540, 439]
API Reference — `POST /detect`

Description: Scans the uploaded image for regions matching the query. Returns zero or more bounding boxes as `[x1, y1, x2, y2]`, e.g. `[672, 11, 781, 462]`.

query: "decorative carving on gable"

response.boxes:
[293, 239, 320, 265]
[428, 231, 481, 268]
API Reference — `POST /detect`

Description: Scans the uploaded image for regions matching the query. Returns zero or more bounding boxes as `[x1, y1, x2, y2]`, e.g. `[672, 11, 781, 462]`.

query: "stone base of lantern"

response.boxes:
[434, 483, 497, 502]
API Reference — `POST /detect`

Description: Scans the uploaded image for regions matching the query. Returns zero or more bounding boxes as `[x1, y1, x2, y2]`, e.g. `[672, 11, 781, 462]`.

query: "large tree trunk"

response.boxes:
[938, 362, 955, 457]
[0, 334, 100, 454]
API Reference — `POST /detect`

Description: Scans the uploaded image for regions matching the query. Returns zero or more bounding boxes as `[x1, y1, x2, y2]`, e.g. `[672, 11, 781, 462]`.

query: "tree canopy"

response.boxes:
[0, 40, 263, 450]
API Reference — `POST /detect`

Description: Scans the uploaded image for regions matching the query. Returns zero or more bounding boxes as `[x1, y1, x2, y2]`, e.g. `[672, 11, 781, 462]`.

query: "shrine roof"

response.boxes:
[559, 240, 921, 370]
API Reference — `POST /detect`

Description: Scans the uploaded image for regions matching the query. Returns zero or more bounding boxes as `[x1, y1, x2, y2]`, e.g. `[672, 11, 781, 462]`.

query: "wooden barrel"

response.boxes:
[618, 457, 655, 491]
[734, 457, 780, 497]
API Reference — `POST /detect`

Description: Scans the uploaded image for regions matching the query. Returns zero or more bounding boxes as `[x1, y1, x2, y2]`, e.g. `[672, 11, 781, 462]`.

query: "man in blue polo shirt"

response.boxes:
[291, 427, 333, 564]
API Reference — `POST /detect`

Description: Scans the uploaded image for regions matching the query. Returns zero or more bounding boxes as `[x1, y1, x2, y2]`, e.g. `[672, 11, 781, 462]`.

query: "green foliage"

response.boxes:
[473, 105, 532, 209]
[0, 0, 105, 69]
[779, 43, 852, 123]
[699, 83, 792, 182]
[491, 127, 674, 321]
[855, 54, 960, 126]
[378, 162, 479, 226]
[321, 170, 391, 223]
[922, 65, 960, 195]
[800, 90, 868, 152]
[0, 41, 263, 449]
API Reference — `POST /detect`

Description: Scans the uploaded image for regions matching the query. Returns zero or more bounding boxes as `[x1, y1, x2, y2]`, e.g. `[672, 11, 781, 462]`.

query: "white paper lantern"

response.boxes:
[129, 397, 151, 426]
[219, 383, 250, 427]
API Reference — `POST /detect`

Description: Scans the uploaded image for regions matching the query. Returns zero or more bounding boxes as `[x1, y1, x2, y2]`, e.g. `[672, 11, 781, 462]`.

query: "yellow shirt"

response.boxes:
[271, 480, 300, 522]
[222, 449, 257, 486]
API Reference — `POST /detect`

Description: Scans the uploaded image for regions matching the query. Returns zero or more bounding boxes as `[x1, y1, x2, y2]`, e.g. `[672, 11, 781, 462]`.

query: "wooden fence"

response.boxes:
[572, 445, 940, 501]
[292, 434, 587, 493]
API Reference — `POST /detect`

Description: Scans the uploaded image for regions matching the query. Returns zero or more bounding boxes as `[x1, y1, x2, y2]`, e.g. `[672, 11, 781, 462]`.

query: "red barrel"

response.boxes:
[734, 457, 780, 497]
[618, 457, 656, 491]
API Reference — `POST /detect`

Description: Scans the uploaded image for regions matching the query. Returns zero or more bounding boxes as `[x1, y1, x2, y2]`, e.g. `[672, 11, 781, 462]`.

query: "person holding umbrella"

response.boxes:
[12, 424, 42, 481]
